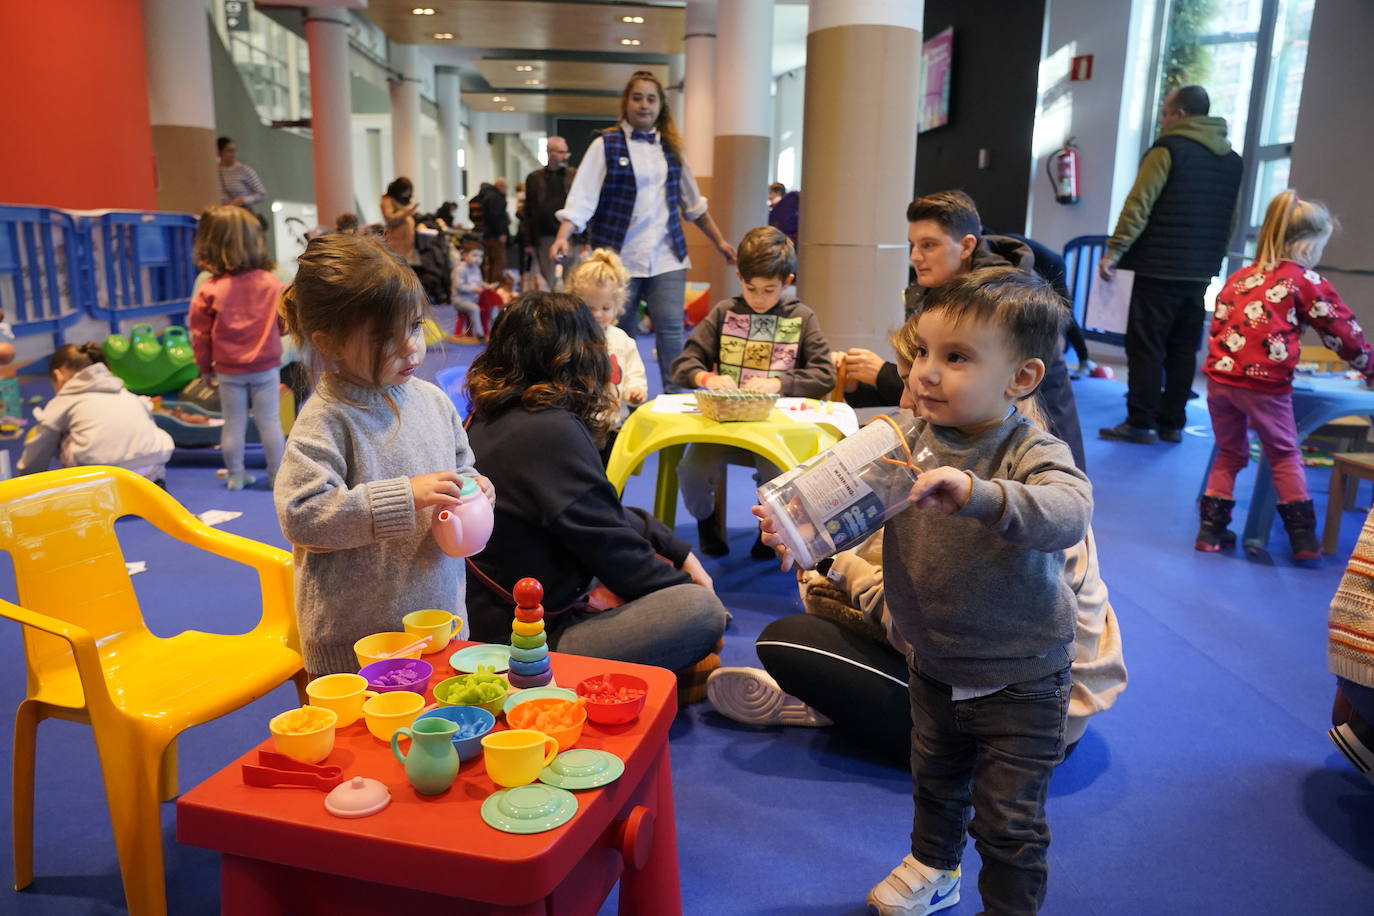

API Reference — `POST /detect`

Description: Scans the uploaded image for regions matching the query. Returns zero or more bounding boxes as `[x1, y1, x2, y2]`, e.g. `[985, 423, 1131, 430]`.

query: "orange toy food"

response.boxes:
[507, 698, 586, 752]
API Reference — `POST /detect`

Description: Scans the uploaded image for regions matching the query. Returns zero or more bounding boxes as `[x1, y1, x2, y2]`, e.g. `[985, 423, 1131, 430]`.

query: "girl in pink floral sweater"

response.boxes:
[1198, 190, 1374, 559]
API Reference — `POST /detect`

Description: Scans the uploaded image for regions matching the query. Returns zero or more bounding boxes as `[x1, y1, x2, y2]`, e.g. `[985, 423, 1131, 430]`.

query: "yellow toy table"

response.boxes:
[605, 395, 854, 526]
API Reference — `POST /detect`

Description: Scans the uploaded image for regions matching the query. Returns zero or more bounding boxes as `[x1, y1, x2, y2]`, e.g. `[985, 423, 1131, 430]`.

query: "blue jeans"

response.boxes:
[618, 269, 687, 393]
[909, 663, 1070, 916]
[546, 583, 727, 672]
[217, 368, 285, 480]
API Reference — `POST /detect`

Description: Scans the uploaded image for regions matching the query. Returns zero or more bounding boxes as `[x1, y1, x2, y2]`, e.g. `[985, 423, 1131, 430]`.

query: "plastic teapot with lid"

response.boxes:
[432, 477, 494, 557]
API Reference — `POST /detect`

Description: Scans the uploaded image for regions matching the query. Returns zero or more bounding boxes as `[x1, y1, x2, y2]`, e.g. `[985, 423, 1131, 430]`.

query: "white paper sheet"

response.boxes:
[1084, 267, 1134, 335]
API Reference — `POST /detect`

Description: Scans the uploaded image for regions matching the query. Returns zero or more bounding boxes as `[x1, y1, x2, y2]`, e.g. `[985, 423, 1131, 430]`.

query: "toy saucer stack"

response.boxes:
[507, 578, 554, 688]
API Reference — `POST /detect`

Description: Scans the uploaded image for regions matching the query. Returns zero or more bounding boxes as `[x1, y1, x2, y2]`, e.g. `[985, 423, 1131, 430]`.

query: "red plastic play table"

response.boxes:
[176, 643, 682, 915]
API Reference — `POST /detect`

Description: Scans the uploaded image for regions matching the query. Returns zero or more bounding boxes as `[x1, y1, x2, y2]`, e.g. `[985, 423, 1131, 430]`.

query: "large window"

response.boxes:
[212, 3, 311, 133]
[1155, 0, 1315, 268]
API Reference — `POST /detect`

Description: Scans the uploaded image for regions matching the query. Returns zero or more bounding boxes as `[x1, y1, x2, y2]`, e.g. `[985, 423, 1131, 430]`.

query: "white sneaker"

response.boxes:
[706, 667, 833, 727]
[867, 855, 960, 915]
[225, 472, 257, 491]
[1329, 722, 1374, 786]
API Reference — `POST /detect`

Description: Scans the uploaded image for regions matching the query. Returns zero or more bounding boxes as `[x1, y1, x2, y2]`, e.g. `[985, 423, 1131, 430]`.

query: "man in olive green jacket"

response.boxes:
[1098, 85, 1242, 444]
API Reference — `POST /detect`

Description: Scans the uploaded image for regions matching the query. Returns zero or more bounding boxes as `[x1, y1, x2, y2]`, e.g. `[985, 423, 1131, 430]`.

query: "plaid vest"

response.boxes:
[588, 127, 689, 261]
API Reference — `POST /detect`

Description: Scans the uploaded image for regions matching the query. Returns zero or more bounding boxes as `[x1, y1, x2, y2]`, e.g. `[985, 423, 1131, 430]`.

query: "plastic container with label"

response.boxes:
[756, 413, 933, 570]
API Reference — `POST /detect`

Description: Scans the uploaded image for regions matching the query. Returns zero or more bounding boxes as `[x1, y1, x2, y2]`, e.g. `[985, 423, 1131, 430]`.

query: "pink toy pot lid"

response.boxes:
[324, 776, 391, 818]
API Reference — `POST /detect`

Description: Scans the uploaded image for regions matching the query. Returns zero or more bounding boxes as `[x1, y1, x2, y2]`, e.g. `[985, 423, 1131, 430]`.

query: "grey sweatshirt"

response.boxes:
[882, 411, 1093, 687]
[274, 376, 476, 675]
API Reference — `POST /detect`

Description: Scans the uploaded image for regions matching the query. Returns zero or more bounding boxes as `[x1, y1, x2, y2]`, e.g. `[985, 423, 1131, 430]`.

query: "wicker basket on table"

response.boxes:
[693, 389, 780, 422]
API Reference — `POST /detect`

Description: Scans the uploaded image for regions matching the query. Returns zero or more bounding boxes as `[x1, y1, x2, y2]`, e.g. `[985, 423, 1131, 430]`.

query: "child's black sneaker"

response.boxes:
[1328, 722, 1374, 786]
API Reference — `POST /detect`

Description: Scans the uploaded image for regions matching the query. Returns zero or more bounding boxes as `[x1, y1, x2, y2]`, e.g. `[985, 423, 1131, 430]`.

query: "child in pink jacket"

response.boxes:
[189, 205, 286, 490]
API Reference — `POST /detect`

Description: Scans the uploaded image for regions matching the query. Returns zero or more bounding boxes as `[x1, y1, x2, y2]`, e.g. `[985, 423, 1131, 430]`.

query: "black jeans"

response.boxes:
[1125, 276, 1208, 431]
[909, 664, 1070, 916]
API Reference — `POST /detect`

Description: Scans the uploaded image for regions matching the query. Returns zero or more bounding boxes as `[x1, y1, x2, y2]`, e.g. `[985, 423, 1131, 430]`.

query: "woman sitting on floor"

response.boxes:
[464, 291, 728, 701]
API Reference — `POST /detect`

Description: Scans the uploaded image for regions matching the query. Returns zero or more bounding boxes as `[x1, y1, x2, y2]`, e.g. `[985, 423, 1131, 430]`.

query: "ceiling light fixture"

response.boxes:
[515, 65, 535, 72]
[501, 105, 516, 111]
[524, 79, 541, 85]
[492, 95, 507, 102]
[432, 32, 454, 39]
[620, 16, 645, 24]
[619, 38, 641, 46]
[411, 7, 436, 14]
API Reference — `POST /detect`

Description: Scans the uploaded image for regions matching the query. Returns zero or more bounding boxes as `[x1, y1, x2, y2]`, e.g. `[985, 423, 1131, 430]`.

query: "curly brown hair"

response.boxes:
[466, 291, 616, 442]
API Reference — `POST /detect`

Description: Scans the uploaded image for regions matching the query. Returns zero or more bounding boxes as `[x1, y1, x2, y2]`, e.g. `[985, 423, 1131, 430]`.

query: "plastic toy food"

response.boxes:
[576, 673, 649, 725]
[370, 663, 425, 687]
[432, 477, 494, 557]
[273, 707, 336, 734]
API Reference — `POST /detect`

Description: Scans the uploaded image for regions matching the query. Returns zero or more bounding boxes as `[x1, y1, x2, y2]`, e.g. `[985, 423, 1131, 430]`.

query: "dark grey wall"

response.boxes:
[914, 0, 1046, 234]
[554, 117, 618, 168]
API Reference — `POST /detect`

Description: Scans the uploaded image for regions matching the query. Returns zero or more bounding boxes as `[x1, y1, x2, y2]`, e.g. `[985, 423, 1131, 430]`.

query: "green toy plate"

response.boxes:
[538, 749, 624, 791]
[449, 644, 512, 674]
[481, 784, 578, 834]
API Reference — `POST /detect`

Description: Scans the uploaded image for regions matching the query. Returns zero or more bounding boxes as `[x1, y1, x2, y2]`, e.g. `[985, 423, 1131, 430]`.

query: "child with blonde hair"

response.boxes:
[189, 204, 286, 490]
[1198, 190, 1374, 559]
[274, 233, 494, 676]
[16, 344, 174, 481]
[566, 249, 647, 429]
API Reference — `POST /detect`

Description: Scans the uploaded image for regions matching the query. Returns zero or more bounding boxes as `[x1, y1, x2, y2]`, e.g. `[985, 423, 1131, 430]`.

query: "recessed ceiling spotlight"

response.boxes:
[501, 105, 516, 111]
[619, 38, 641, 46]
[524, 79, 541, 85]
[432, 32, 454, 39]
[620, 16, 645, 24]
[411, 7, 436, 14]
[515, 65, 535, 72]
[492, 95, 507, 102]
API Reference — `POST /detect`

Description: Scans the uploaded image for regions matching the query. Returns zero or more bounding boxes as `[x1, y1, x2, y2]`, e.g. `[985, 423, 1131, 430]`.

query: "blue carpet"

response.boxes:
[1, 326, 1372, 914]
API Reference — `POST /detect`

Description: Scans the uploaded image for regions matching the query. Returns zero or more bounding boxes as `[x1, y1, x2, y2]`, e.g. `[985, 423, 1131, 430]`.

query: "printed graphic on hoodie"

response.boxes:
[717, 313, 803, 385]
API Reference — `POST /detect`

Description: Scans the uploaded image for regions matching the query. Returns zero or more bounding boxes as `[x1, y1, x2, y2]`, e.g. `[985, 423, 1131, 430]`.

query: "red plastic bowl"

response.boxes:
[576, 673, 648, 725]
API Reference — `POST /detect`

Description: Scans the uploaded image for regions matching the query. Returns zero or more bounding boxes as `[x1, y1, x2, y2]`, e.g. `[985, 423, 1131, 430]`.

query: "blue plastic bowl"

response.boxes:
[417, 705, 495, 761]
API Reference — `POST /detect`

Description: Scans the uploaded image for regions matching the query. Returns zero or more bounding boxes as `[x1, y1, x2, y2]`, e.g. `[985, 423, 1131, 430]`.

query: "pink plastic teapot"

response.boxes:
[432, 477, 493, 558]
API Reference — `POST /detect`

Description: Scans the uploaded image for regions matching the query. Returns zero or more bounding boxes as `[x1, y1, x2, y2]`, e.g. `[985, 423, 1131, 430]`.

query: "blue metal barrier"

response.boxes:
[86, 211, 199, 330]
[0, 205, 87, 344]
[1062, 234, 1124, 346]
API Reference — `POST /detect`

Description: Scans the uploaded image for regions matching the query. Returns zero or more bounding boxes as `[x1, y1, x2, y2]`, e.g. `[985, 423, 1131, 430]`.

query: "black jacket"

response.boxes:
[465, 407, 692, 641]
[521, 166, 577, 243]
[478, 185, 510, 239]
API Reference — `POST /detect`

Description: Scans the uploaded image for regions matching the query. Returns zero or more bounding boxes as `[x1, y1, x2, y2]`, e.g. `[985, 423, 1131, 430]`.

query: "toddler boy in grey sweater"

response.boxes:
[850, 268, 1093, 916]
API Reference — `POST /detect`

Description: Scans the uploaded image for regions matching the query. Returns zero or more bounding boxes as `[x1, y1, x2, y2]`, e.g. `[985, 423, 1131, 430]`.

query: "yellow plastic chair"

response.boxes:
[0, 466, 306, 916]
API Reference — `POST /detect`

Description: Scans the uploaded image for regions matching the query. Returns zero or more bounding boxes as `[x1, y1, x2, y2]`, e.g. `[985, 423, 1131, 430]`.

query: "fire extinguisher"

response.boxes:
[1048, 139, 1079, 204]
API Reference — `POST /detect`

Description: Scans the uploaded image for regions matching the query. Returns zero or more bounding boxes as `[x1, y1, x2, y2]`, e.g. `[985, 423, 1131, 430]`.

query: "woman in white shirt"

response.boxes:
[551, 71, 736, 392]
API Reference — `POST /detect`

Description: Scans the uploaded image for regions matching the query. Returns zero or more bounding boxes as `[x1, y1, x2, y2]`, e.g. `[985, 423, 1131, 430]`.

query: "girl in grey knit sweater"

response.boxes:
[274, 235, 493, 675]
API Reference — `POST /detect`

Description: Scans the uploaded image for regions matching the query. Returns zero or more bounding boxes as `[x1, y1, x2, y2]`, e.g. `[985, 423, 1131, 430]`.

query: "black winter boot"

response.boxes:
[1277, 499, 1321, 561]
[1195, 495, 1236, 552]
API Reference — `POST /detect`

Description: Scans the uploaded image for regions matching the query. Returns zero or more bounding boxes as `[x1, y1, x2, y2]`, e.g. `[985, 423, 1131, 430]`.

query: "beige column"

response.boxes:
[305, 7, 355, 227]
[389, 43, 422, 197]
[142, 0, 218, 213]
[436, 68, 462, 203]
[709, 0, 773, 300]
[682, 0, 717, 285]
[800, 0, 923, 352]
